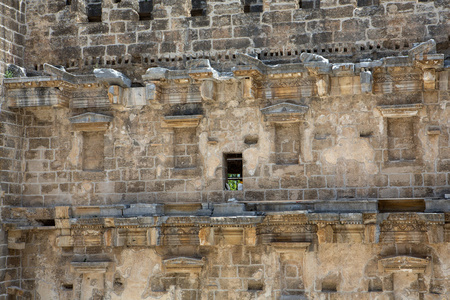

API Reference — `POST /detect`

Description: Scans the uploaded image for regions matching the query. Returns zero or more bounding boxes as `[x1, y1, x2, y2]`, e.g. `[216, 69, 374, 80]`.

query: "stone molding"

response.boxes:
[377, 104, 423, 118]
[379, 256, 430, 273]
[69, 112, 113, 131]
[163, 114, 203, 128]
[162, 257, 205, 274]
[71, 261, 110, 273]
[261, 102, 309, 123]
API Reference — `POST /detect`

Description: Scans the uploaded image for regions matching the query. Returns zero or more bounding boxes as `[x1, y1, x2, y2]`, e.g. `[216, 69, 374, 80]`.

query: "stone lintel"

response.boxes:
[69, 112, 113, 131]
[379, 256, 430, 273]
[261, 102, 309, 123]
[163, 115, 203, 128]
[377, 104, 423, 118]
[163, 257, 205, 274]
[271, 242, 311, 252]
[71, 261, 110, 273]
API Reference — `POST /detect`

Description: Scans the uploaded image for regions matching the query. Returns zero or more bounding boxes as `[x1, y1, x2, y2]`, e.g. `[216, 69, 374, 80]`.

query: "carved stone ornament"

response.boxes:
[261, 102, 309, 123]
[163, 257, 205, 274]
[6, 85, 70, 108]
[377, 103, 423, 118]
[379, 256, 430, 273]
[69, 112, 113, 131]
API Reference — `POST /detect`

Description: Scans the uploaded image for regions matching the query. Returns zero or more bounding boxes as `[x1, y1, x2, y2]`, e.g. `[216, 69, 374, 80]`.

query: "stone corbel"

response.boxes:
[360, 70, 373, 94]
[316, 75, 330, 97]
[261, 102, 309, 123]
[69, 112, 113, 131]
[163, 257, 205, 274]
[300, 53, 331, 97]
[55, 206, 73, 247]
[377, 103, 423, 118]
[233, 68, 263, 100]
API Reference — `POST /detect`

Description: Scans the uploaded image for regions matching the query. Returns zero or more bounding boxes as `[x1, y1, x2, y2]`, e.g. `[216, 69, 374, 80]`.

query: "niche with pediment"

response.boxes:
[261, 102, 309, 165]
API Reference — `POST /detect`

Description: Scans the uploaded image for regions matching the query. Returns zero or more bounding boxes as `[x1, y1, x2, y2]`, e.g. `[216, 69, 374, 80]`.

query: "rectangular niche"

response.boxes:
[173, 127, 198, 169]
[387, 118, 416, 161]
[275, 123, 300, 165]
[82, 131, 104, 171]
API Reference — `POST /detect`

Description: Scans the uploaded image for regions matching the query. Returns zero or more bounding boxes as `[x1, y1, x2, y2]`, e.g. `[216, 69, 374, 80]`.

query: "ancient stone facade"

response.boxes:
[1, 0, 450, 299]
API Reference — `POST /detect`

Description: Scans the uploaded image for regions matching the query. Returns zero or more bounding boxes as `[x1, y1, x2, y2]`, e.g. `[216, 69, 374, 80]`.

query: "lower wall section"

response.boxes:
[3, 206, 450, 299]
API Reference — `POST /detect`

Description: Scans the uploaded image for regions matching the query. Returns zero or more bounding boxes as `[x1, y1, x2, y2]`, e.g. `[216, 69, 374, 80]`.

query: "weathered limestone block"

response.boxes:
[360, 70, 373, 94]
[93, 68, 131, 87]
[423, 68, 436, 90]
[6, 85, 69, 108]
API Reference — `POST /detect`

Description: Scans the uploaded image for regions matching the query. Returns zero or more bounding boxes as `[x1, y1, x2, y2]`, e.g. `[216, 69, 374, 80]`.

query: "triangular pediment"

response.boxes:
[69, 112, 113, 124]
[379, 255, 430, 273]
[163, 257, 205, 274]
[261, 102, 309, 115]
[261, 102, 309, 123]
[69, 113, 113, 131]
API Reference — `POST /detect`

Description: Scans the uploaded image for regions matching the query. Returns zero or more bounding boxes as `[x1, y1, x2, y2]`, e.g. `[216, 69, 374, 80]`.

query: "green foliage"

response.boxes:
[227, 173, 241, 191]
[4, 70, 14, 78]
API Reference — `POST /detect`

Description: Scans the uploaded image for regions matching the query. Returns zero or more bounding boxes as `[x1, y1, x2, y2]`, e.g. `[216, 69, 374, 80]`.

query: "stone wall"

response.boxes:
[3, 51, 449, 206]
[2, 205, 449, 299]
[23, 0, 449, 74]
[0, 0, 27, 296]
[0, 0, 26, 73]
[0, 106, 24, 299]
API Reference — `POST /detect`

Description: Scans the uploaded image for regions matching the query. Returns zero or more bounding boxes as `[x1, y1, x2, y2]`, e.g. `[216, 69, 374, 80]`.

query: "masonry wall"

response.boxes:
[0, 0, 27, 296]
[23, 0, 449, 75]
[0, 0, 26, 73]
[9, 67, 448, 206]
[0, 105, 24, 299]
[7, 209, 450, 299]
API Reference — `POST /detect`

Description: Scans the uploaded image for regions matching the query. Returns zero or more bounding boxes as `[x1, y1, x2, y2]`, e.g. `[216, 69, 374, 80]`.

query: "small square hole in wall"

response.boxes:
[191, 0, 207, 16]
[139, 0, 153, 21]
[224, 153, 243, 190]
[86, 0, 102, 22]
[82, 131, 105, 171]
[299, 0, 320, 9]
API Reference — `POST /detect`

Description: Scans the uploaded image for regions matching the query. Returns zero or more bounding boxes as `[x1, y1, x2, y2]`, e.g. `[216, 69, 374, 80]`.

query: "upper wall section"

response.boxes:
[23, 0, 449, 74]
[0, 0, 26, 73]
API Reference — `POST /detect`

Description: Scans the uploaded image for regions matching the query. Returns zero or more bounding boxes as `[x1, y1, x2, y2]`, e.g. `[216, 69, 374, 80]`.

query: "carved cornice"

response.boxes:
[377, 104, 423, 118]
[379, 256, 430, 273]
[379, 213, 428, 232]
